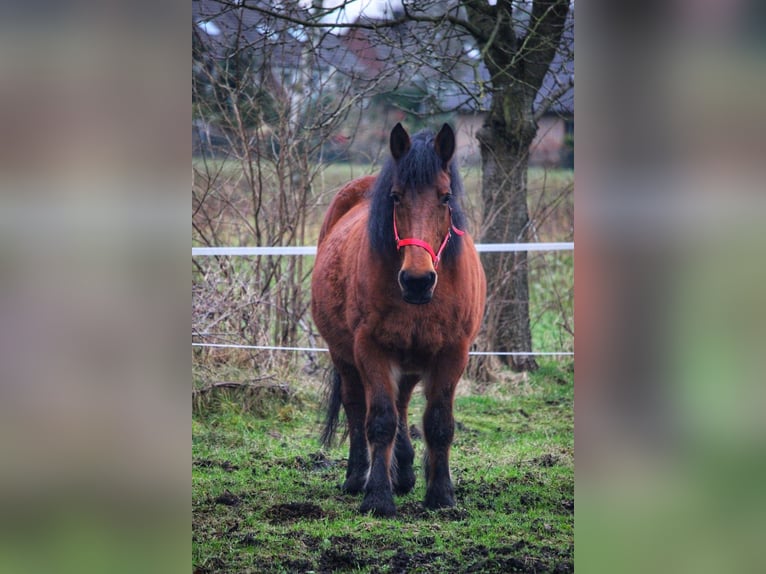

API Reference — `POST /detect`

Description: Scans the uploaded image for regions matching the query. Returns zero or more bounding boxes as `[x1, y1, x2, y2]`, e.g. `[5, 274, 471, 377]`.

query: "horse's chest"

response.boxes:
[370, 306, 454, 356]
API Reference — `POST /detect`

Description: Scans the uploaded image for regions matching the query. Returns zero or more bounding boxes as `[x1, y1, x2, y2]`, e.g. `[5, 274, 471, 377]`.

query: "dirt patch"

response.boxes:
[387, 549, 452, 573]
[213, 489, 241, 506]
[531, 454, 559, 467]
[318, 548, 366, 573]
[283, 558, 315, 572]
[318, 535, 371, 573]
[519, 492, 543, 510]
[239, 532, 258, 545]
[383, 545, 571, 574]
[460, 543, 573, 573]
[193, 556, 226, 574]
[266, 501, 326, 523]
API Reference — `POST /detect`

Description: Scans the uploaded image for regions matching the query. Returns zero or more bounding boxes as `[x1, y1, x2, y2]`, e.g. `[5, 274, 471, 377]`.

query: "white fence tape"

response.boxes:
[192, 242, 573, 257]
[192, 342, 573, 357]
[192, 242, 574, 358]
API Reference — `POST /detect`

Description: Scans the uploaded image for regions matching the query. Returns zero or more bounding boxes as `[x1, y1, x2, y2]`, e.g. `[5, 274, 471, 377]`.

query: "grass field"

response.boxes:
[192, 160, 573, 245]
[192, 360, 573, 573]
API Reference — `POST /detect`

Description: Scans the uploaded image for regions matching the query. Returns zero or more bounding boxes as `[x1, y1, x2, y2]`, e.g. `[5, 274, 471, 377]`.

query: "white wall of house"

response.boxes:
[455, 112, 571, 168]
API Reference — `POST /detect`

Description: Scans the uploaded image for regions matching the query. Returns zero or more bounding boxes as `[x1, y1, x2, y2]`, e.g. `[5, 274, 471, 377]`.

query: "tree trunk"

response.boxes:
[462, 1, 570, 376]
[476, 112, 539, 373]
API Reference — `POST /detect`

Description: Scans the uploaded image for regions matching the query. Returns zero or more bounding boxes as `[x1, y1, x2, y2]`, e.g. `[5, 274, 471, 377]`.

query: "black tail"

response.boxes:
[320, 368, 343, 447]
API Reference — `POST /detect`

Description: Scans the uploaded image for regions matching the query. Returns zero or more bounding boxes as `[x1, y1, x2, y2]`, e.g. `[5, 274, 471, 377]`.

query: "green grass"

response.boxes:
[192, 361, 573, 573]
[193, 160, 571, 226]
[530, 253, 574, 355]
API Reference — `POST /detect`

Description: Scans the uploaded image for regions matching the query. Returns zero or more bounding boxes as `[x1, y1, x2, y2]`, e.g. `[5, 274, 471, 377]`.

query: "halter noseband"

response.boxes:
[393, 205, 465, 269]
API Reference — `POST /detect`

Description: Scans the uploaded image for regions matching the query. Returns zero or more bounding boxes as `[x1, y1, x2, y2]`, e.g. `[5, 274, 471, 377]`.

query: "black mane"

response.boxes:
[368, 128, 467, 263]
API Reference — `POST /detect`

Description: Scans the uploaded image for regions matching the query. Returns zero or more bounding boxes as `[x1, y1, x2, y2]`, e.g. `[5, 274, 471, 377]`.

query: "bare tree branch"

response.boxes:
[534, 75, 574, 121]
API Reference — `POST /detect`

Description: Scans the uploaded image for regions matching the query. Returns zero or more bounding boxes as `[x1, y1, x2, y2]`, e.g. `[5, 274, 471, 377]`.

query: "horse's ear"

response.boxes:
[390, 123, 411, 160]
[434, 123, 455, 166]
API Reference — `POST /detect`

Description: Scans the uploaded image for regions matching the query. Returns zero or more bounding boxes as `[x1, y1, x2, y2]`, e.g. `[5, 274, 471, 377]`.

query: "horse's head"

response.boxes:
[386, 122, 464, 305]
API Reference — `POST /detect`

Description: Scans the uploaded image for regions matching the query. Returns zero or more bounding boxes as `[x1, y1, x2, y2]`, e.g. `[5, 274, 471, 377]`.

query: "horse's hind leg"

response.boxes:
[393, 374, 419, 495]
[337, 363, 368, 494]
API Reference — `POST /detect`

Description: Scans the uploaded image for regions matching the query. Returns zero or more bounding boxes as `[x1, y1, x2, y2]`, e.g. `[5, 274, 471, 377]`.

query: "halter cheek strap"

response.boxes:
[393, 206, 465, 269]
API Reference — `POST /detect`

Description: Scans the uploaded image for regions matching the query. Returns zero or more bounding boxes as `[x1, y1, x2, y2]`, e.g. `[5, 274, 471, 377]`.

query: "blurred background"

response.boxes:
[0, 0, 763, 572]
[0, 2, 188, 573]
[576, 0, 766, 572]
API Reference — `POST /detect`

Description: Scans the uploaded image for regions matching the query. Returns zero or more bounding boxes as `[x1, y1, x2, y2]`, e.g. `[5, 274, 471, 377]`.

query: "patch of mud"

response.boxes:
[385, 543, 572, 574]
[519, 492, 543, 510]
[266, 501, 326, 523]
[283, 558, 315, 572]
[318, 535, 371, 573]
[460, 543, 573, 573]
[531, 454, 559, 467]
[213, 489, 241, 506]
[318, 548, 366, 572]
[193, 556, 226, 574]
[388, 549, 451, 573]
[239, 532, 258, 545]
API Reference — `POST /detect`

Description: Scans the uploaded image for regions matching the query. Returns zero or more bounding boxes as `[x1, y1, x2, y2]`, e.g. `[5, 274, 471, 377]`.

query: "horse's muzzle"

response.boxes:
[398, 270, 436, 304]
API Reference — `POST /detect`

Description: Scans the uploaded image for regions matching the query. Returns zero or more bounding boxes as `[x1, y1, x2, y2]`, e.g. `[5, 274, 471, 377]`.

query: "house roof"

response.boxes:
[330, 12, 574, 116]
[193, 0, 306, 68]
[193, 0, 573, 115]
[537, 14, 574, 115]
[439, 13, 573, 116]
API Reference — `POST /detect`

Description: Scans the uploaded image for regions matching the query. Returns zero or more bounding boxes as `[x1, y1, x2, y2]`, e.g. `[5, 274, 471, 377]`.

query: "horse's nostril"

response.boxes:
[399, 270, 436, 294]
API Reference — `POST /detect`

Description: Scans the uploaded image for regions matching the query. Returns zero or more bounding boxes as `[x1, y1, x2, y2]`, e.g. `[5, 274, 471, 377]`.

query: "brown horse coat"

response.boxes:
[312, 123, 486, 517]
[314, 175, 484, 364]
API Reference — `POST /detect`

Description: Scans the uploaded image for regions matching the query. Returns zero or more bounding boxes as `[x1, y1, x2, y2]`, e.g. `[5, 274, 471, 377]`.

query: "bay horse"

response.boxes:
[311, 123, 486, 517]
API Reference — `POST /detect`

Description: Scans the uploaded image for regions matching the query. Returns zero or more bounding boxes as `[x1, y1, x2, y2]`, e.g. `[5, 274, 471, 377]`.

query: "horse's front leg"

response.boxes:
[422, 347, 469, 509]
[355, 337, 398, 517]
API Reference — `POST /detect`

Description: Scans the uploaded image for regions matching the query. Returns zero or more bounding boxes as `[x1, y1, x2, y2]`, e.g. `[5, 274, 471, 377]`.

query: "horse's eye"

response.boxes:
[391, 193, 401, 205]
[441, 194, 452, 205]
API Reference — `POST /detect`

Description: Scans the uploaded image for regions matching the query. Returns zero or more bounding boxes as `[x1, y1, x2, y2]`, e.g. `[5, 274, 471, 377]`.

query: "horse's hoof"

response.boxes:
[394, 469, 416, 495]
[424, 487, 455, 510]
[360, 494, 396, 517]
[394, 482, 415, 495]
[341, 476, 365, 495]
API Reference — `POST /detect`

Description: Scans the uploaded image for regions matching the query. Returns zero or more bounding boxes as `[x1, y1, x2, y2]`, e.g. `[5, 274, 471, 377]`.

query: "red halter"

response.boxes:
[393, 206, 465, 269]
